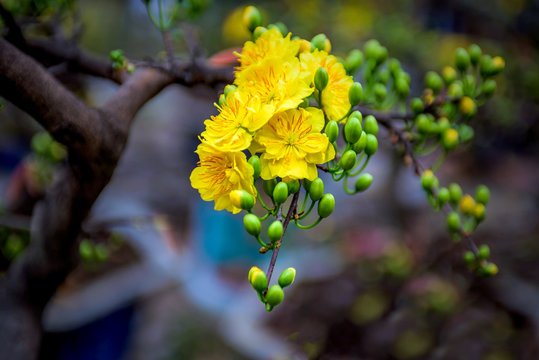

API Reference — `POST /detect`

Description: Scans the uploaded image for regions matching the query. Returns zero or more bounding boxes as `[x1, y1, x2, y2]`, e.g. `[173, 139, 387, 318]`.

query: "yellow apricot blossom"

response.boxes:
[235, 27, 300, 77]
[201, 91, 273, 152]
[301, 49, 353, 121]
[190, 142, 256, 214]
[255, 107, 335, 181]
[236, 56, 313, 115]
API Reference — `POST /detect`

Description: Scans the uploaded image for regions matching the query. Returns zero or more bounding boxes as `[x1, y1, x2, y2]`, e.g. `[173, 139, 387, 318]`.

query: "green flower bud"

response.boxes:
[355, 173, 373, 192]
[481, 262, 498, 276]
[325, 120, 339, 143]
[263, 178, 277, 198]
[244, 214, 261, 236]
[248, 266, 268, 292]
[248, 155, 261, 179]
[416, 114, 431, 134]
[463, 251, 475, 264]
[299, 97, 310, 108]
[309, 178, 324, 201]
[459, 97, 476, 117]
[340, 150, 357, 171]
[468, 44, 482, 66]
[425, 71, 443, 94]
[79, 239, 94, 261]
[318, 193, 335, 218]
[224, 84, 237, 98]
[266, 285, 284, 307]
[253, 26, 267, 40]
[273, 182, 289, 204]
[449, 183, 463, 204]
[474, 203, 486, 222]
[243, 6, 262, 33]
[230, 190, 255, 211]
[477, 244, 490, 260]
[315, 67, 329, 91]
[348, 82, 363, 106]
[218, 94, 226, 107]
[345, 49, 363, 74]
[268, 220, 283, 243]
[378, 69, 390, 84]
[475, 185, 490, 205]
[303, 178, 312, 192]
[349, 110, 363, 122]
[344, 115, 363, 144]
[411, 98, 424, 115]
[460, 194, 476, 216]
[396, 76, 410, 98]
[442, 66, 457, 85]
[455, 47, 470, 72]
[364, 39, 381, 60]
[364, 115, 379, 136]
[388, 58, 401, 76]
[491, 56, 505, 75]
[447, 212, 461, 233]
[464, 74, 476, 92]
[482, 79, 496, 97]
[437, 117, 450, 133]
[270, 22, 288, 36]
[438, 187, 450, 205]
[278, 267, 296, 288]
[421, 170, 436, 191]
[442, 128, 459, 151]
[311, 33, 331, 52]
[373, 83, 387, 102]
[365, 134, 378, 156]
[352, 131, 368, 153]
[448, 82, 463, 98]
[375, 46, 388, 65]
[458, 124, 474, 143]
[286, 180, 300, 194]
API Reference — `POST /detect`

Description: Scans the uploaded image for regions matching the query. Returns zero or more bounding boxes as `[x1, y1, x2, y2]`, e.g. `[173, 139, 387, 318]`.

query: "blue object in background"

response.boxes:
[40, 304, 134, 360]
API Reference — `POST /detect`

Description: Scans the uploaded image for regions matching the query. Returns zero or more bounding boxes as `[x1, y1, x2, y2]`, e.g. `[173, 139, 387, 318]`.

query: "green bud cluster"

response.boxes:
[248, 266, 296, 311]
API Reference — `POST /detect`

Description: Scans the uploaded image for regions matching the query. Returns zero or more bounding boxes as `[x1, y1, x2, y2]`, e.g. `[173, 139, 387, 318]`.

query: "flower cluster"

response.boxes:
[190, 25, 360, 213]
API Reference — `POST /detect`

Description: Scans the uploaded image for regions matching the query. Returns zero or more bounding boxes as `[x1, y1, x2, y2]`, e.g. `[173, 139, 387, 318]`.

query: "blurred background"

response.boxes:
[1, 0, 538, 359]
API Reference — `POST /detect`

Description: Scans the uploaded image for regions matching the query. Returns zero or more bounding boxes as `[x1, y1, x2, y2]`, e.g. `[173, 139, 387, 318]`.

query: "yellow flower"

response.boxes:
[201, 91, 273, 152]
[236, 28, 300, 76]
[255, 107, 335, 180]
[190, 142, 256, 214]
[301, 50, 353, 121]
[236, 56, 313, 115]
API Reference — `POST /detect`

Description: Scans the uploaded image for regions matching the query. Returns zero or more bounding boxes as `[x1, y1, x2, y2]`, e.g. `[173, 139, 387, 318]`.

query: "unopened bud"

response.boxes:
[364, 115, 379, 136]
[266, 285, 284, 307]
[349, 82, 363, 106]
[459, 97, 476, 117]
[481, 79, 496, 97]
[248, 266, 268, 292]
[340, 150, 357, 171]
[318, 193, 335, 218]
[468, 44, 482, 66]
[438, 187, 450, 205]
[448, 82, 463, 98]
[325, 120, 339, 143]
[278, 268, 296, 288]
[230, 190, 255, 211]
[475, 185, 490, 205]
[355, 173, 373, 192]
[442, 128, 459, 151]
[344, 115, 362, 144]
[309, 178, 324, 201]
[449, 183, 463, 204]
[243, 214, 261, 236]
[268, 220, 283, 243]
[262, 178, 277, 198]
[458, 124, 475, 143]
[442, 66, 457, 85]
[248, 155, 261, 179]
[243, 6, 262, 33]
[365, 134, 378, 156]
[411, 98, 424, 114]
[345, 49, 363, 74]
[455, 48, 470, 72]
[460, 194, 476, 216]
[474, 203, 486, 222]
[425, 71, 443, 94]
[374, 83, 387, 102]
[273, 182, 289, 204]
[447, 212, 461, 232]
[253, 26, 267, 40]
[421, 170, 436, 191]
[352, 131, 368, 153]
[311, 33, 331, 52]
[286, 180, 300, 194]
[315, 67, 329, 91]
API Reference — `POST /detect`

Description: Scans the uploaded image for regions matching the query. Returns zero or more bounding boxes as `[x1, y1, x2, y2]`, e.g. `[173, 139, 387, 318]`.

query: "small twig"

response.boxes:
[161, 29, 176, 68]
[265, 183, 302, 289]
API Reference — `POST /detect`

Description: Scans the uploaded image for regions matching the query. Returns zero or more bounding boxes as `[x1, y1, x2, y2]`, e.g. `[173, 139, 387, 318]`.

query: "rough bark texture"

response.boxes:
[0, 27, 234, 358]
